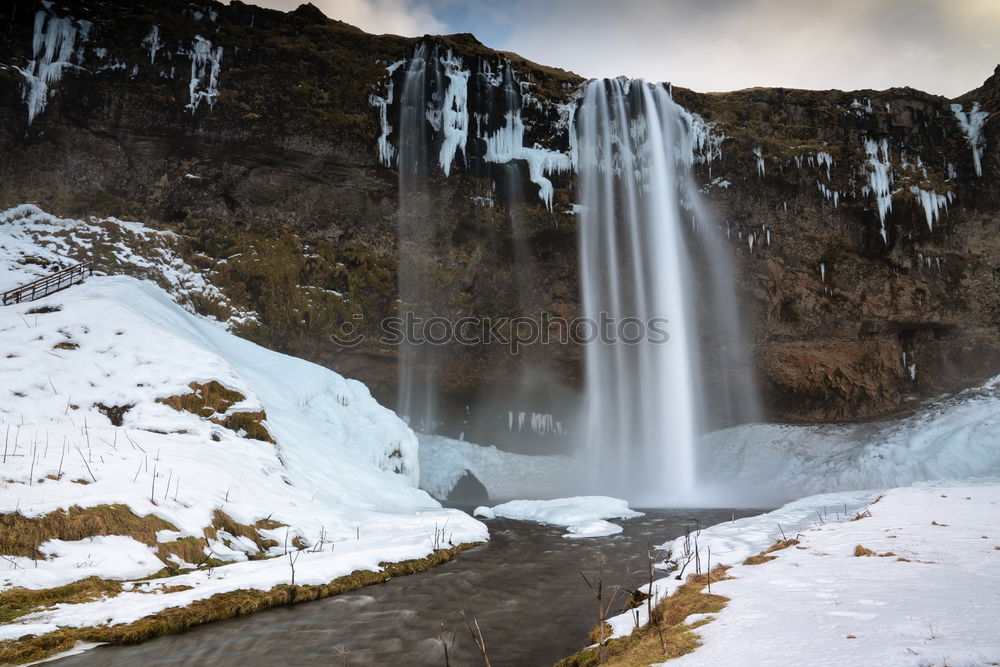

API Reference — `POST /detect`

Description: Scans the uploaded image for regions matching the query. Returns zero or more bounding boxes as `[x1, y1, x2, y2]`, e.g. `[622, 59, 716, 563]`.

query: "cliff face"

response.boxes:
[1, 0, 998, 432]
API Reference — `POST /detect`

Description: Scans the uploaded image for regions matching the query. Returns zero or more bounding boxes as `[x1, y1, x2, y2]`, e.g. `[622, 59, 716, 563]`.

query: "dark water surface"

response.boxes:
[55, 509, 760, 667]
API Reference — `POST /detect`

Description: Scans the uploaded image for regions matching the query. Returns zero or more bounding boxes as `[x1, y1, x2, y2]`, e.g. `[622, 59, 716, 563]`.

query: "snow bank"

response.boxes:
[418, 433, 581, 501]
[1, 537, 163, 591]
[474, 496, 642, 538]
[639, 481, 1000, 667]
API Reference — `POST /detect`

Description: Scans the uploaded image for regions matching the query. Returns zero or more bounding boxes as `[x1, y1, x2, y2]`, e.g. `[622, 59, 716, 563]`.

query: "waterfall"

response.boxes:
[382, 47, 755, 500]
[576, 78, 756, 506]
[395, 43, 440, 431]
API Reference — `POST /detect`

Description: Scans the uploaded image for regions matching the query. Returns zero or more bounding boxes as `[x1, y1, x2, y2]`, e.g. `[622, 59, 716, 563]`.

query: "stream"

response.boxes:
[55, 508, 761, 666]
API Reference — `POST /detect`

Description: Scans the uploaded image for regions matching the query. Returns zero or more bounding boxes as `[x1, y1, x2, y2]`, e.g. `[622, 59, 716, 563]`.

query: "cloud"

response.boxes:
[488, 0, 1000, 97]
[240, 0, 1000, 96]
[245, 0, 446, 36]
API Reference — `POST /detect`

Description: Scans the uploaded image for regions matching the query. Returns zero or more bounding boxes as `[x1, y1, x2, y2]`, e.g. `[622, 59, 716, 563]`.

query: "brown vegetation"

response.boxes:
[742, 538, 800, 566]
[556, 565, 732, 667]
[156, 381, 274, 442]
[0, 505, 176, 559]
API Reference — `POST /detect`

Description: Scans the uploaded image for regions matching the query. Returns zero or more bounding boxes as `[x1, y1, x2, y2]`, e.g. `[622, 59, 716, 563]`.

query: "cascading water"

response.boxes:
[576, 78, 756, 505]
[394, 43, 443, 431]
[380, 46, 755, 502]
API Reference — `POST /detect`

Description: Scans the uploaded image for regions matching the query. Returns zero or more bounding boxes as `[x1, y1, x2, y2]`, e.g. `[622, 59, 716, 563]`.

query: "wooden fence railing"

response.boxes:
[2, 261, 94, 306]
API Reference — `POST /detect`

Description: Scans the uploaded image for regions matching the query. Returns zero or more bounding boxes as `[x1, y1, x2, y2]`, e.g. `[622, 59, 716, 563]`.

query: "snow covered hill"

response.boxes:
[0, 206, 486, 648]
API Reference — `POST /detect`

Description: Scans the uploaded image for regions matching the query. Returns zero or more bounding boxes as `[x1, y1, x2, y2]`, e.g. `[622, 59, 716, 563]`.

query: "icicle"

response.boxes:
[753, 146, 765, 178]
[863, 137, 893, 243]
[369, 60, 403, 166]
[142, 25, 161, 64]
[910, 186, 951, 231]
[483, 110, 571, 211]
[816, 151, 834, 180]
[186, 35, 223, 112]
[950, 102, 989, 177]
[437, 51, 470, 176]
[16, 11, 88, 125]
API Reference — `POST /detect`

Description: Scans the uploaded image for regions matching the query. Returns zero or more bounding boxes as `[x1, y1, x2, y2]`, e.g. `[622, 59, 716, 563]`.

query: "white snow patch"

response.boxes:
[694, 375, 1000, 507]
[473, 496, 642, 539]
[0, 204, 256, 328]
[1, 537, 163, 591]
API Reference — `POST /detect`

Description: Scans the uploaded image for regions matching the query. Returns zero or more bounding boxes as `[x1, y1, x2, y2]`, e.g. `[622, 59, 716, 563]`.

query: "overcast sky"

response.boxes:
[250, 0, 1000, 97]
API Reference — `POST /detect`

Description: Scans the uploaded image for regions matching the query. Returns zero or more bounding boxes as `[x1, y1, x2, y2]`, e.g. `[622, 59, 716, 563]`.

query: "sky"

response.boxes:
[249, 0, 1000, 98]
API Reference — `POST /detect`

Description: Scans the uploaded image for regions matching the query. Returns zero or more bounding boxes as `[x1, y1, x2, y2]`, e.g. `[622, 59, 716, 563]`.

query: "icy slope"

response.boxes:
[696, 380, 1000, 506]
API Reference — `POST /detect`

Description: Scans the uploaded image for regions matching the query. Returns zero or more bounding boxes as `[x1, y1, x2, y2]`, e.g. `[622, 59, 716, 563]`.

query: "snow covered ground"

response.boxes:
[0, 206, 486, 641]
[473, 496, 643, 538]
[604, 479, 1000, 666]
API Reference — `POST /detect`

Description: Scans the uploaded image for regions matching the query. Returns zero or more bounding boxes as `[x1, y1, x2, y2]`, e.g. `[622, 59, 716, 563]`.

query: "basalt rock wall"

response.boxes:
[1, 0, 998, 430]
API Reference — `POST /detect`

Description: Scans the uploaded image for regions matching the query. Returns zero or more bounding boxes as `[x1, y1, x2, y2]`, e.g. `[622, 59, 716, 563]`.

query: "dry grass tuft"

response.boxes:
[52, 341, 78, 350]
[156, 381, 274, 442]
[0, 505, 177, 559]
[0, 578, 122, 624]
[742, 539, 800, 566]
[0, 629, 78, 665]
[556, 565, 732, 666]
[207, 509, 283, 555]
[156, 537, 210, 568]
[220, 411, 274, 443]
[156, 381, 246, 417]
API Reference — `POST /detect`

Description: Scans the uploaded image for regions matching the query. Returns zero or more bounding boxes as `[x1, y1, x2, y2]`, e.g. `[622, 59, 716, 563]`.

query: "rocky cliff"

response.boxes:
[2, 0, 998, 439]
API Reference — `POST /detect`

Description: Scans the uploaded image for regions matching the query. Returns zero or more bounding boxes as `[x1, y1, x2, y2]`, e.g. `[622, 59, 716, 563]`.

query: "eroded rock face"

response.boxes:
[1, 0, 997, 428]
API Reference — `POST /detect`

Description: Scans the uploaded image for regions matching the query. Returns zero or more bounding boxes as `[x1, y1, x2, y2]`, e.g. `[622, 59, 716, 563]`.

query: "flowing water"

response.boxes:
[577, 79, 757, 505]
[54, 509, 760, 667]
